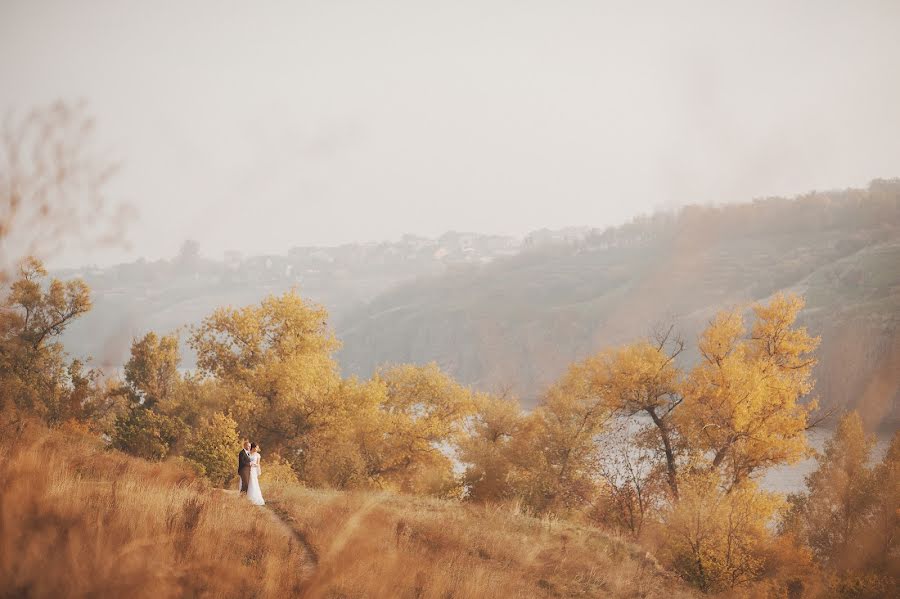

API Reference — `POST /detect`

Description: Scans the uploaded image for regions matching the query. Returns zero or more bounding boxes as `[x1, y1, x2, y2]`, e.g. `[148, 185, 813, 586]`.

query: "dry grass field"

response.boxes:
[265, 484, 695, 599]
[0, 418, 697, 598]
[0, 421, 311, 598]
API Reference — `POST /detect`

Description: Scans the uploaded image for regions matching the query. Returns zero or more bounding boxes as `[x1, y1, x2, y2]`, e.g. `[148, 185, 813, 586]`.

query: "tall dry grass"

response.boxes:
[266, 484, 696, 599]
[0, 419, 311, 598]
[0, 416, 697, 598]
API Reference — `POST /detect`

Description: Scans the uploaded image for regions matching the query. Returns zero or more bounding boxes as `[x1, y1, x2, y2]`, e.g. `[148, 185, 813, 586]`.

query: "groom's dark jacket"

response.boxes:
[237, 449, 252, 474]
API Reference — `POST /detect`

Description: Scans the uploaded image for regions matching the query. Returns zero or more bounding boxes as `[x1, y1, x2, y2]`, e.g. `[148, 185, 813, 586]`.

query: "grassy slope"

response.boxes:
[1, 420, 696, 598]
[1, 422, 311, 598]
[266, 484, 695, 599]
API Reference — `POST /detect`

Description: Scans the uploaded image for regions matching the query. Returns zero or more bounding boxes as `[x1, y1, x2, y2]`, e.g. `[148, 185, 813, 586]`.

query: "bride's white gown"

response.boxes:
[247, 453, 265, 505]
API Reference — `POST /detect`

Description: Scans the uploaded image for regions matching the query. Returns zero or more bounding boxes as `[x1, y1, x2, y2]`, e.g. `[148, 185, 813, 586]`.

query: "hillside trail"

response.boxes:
[218, 490, 318, 581]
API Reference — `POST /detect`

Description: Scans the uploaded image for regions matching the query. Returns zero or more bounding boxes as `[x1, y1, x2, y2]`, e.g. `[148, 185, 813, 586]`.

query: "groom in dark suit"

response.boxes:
[237, 440, 252, 493]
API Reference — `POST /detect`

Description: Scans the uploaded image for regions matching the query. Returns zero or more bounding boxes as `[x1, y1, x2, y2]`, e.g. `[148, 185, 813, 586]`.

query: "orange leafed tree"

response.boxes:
[679, 293, 820, 487]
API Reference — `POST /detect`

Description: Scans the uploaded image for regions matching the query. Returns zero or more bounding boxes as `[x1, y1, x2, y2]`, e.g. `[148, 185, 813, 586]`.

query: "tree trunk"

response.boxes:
[646, 407, 679, 498]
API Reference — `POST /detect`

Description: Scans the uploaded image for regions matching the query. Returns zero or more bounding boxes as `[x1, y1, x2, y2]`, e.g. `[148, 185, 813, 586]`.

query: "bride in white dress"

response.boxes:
[247, 443, 265, 506]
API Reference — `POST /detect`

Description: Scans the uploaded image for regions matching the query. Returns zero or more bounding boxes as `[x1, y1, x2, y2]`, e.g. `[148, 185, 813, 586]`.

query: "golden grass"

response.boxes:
[1, 420, 696, 598]
[266, 484, 696, 599]
[0, 421, 310, 598]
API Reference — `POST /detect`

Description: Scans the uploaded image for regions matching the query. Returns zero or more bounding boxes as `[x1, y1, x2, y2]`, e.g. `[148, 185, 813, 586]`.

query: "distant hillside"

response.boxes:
[57, 231, 524, 367]
[336, 180, 900, 430]
[56, 181, 899, 429]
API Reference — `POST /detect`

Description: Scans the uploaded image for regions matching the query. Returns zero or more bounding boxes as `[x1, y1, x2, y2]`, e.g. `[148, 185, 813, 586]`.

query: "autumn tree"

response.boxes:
[60, 358, 105, 425]
[0, 257, 95, 424]
[258, 452, 301, 484]
[287, 364, 474, 496]
[661, 471, 782, 593]
[110, 330, 190, 459]
[492, 362, 614, 513]
[680, 293, 819, 488]
[787, 412, 875, 566]
[548, 293, 818, 509]
[2, 257, 91, 349]
[510, 327, 685, 531]
[489, 293, 823, 591]
[183, 412, 241, 486]
[297, 376, 382, 489]
[111, 403, 184, 460]
[579, 330, 685, 497]
[869, 432, 899, 583]
[190, 293, 477, 494]
[0, 105, 121, 428]
[160, 371, 230, 433]
[123, 331, 181, 407]
[460, 324, 679, 516]
[459, 392, 525, 502]
[655, 294, 820, 591]
[357, 363, 475, 496]
[781, 413, 898, 596]
[592, 423, 664, 537]
[189, 290, 342, 462]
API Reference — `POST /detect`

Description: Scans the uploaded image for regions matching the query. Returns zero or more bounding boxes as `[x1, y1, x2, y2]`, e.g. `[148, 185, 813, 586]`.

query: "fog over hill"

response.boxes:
[337, 180, 900, 430]
[60, 181, 900, 430]
[58, 230, 532, 366]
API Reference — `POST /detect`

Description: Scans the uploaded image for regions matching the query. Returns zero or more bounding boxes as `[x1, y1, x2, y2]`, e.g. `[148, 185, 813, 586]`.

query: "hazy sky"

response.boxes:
[2, 0, 900, 267]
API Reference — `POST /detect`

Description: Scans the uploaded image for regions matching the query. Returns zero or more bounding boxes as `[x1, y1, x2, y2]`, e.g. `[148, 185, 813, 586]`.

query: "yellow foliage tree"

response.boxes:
[500, 363, 614, 513]
[183, 411, 241, 486]
[580, 333, 685, 497]
[298, 376, 382, 489]
[869, 432, 899, 582]
[488, 293, 823, 592]
[0, 257, 94, 425]
[189, 291, 342, 463]
[123, 331, 181, 408]
[111, 404, 185, 461]
[781, 412, 898, 596]
[680, 293, 819, 487]
[459, 392, 525, 502]
[360, 363, 475, 495]
[661, 471, 782, 593]
[257, 452, 300, 485]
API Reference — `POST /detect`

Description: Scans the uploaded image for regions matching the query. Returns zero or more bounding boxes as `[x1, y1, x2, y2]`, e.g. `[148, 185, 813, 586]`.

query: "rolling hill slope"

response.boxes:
[3, 416, 696, 599]
[55, 180, 900, 429]
[336, 180, 900, 429]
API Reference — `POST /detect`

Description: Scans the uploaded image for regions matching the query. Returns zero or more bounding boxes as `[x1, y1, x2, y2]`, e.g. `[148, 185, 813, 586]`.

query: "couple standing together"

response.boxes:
[237, 440, 265, 506]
